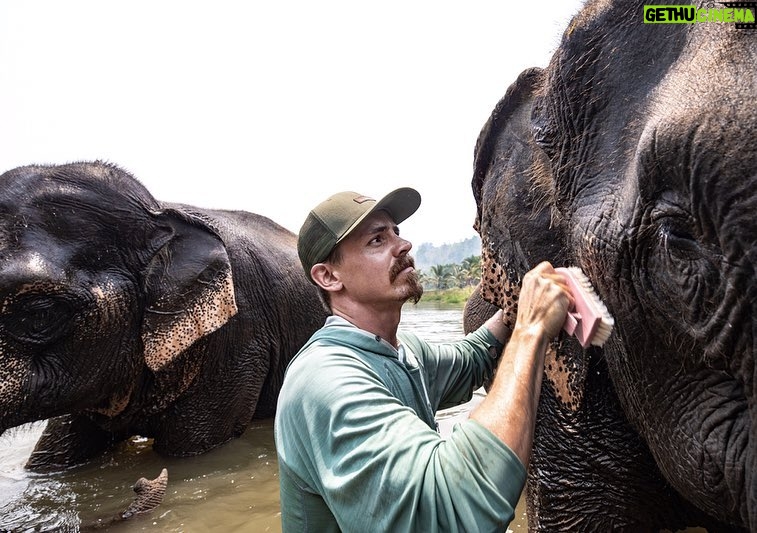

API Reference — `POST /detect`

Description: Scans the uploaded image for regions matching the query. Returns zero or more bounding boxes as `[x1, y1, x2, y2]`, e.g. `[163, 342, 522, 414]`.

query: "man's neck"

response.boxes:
[331, 303, 402, 348]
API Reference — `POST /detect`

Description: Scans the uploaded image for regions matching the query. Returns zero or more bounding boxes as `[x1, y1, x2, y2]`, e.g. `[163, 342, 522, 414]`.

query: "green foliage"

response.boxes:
[417, 254, 482, 291]
[413, 236, 482, 298]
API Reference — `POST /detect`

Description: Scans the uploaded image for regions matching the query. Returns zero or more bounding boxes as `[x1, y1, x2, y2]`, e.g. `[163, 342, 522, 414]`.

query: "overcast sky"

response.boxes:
[0, 1, 584, 246]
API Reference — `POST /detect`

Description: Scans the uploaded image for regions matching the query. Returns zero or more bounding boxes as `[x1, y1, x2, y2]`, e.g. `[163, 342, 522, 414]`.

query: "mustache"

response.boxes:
[390, 255, 416, 282]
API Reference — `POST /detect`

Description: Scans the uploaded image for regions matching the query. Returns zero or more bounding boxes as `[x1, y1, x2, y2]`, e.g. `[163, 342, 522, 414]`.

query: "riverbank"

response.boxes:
[420, 285, 475, 305]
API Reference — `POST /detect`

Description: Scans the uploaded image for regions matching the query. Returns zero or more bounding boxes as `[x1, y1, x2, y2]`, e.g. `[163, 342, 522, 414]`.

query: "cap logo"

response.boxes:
[353, 195, 374, 204]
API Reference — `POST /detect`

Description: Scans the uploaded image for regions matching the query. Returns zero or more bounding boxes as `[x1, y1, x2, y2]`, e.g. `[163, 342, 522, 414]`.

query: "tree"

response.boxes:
[460, 255, 481, 286]
[427, 264, 451, 290]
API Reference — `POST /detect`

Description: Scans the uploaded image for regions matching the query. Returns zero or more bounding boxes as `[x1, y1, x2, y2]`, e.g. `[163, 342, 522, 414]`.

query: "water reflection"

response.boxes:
[0, 302, 531, 532]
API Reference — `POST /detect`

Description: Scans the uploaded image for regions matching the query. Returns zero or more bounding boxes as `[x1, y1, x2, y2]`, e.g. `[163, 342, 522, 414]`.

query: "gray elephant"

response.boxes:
[0, 161, 328, 471]
[467, 1, 755, 531]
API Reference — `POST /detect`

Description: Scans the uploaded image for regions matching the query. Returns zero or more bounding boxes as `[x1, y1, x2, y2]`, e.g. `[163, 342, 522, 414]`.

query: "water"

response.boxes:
[0, 302, 529, 532]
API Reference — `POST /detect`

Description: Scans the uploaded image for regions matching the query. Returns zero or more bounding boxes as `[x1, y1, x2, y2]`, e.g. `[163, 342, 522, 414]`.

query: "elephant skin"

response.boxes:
[0, 161, 328, 471]
[468, 1, 755, 531]
[81, 468, 169, 531]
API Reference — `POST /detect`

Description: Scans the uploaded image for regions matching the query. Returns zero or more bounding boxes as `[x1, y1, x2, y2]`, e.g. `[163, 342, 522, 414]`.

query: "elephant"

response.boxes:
[0, 161, 328, 471]
[467, 0, 755, 531]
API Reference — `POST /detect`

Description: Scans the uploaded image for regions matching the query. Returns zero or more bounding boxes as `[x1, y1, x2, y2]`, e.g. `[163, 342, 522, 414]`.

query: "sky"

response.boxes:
[0, 1, 584, 247]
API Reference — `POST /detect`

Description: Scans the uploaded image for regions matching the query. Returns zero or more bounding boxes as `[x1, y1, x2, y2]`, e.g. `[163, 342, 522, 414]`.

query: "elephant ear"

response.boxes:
[141, 208, 238, 373]
[473, 67, 562, 321]
[472, 67, 590, 412]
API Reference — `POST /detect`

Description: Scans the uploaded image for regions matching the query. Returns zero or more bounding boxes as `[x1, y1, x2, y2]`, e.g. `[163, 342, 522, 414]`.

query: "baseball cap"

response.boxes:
[297, 187, 421, 281]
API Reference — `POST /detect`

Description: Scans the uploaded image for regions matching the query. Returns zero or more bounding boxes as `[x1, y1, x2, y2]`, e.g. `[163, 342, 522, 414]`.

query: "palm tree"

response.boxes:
[448, 264, 466, 288]
[428, 264, 451, 290]
[460, 255, 482, 286]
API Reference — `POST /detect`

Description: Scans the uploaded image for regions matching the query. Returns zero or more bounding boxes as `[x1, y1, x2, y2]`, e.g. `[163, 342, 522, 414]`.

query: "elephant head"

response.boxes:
[471, 1, 755, 531]
[0, 161, 326, 470]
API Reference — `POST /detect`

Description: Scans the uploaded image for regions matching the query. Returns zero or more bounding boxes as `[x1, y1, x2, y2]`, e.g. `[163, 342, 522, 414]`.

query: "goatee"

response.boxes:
[405, 270, 424, 304]
[391, 255, 423, 304]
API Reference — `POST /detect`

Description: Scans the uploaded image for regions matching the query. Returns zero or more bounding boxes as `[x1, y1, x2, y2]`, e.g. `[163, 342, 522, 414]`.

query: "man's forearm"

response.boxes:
[468, 324, 548, 467]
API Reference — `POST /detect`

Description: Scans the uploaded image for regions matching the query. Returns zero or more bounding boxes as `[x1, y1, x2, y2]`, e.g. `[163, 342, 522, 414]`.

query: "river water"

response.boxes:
[0, 301, 529, 532]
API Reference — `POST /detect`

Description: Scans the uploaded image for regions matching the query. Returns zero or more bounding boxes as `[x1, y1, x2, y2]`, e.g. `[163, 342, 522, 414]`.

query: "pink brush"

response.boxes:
[555, 267, 615, 348]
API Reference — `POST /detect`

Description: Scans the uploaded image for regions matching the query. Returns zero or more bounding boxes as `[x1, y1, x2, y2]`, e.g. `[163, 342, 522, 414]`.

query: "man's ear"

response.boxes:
[311, 263, 342, 292]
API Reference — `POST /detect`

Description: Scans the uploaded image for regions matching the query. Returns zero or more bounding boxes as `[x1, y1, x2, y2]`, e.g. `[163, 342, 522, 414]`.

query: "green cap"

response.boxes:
[298, 187, 421, 281]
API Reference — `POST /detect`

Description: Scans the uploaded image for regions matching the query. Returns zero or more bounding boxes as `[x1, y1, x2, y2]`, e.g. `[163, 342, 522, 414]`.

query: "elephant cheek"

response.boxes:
[0, 342, 27, 425]
[479, 245, 520, 330]
[543, 339, 588, 412]
[479, 239, 589, 412]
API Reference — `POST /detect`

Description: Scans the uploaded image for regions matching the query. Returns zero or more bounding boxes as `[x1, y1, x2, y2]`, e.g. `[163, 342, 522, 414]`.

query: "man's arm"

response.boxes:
[469, 261, 572, 466]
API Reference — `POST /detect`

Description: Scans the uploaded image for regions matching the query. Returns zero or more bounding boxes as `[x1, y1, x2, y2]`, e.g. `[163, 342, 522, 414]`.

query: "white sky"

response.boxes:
[0, 1, 584, 246]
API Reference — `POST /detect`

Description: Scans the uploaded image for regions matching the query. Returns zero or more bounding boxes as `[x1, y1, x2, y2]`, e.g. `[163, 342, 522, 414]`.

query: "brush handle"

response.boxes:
[555, 267, 601, 348]
[563, 311, 580, 336]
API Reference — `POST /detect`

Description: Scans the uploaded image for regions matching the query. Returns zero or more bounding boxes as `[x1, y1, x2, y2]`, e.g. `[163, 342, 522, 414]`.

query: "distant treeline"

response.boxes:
[413, 235, 481, 271]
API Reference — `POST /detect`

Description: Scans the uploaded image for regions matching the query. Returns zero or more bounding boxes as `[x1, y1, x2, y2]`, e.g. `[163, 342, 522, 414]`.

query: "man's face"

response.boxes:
[331, 210, 423, 306]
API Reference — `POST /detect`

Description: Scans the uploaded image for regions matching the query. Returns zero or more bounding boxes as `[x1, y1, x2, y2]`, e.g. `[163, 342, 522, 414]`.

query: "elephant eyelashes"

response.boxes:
[3, 297, 74, 344]
[660, 225, 699, 255]
[651, 203, 702, 258]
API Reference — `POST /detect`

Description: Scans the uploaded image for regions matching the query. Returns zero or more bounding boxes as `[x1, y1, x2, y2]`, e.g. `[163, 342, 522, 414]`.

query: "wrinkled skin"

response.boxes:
[81, 468, 169, 531]
[468, 1, 755, 531]
[0, 161, 328, 470]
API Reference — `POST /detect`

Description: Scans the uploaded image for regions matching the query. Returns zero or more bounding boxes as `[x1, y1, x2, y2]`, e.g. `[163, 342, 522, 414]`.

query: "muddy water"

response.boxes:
[0, 301, 522, 532]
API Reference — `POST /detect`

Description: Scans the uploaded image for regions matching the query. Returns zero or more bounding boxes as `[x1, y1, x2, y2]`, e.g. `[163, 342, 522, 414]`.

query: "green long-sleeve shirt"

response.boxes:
[274, 316, 526, 532]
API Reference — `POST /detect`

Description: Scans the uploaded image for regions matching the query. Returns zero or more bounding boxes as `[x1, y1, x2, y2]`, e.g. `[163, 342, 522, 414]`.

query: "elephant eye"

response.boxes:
[3, 296, 74, 345]
[651, 201, 702, 259]
[660, 223, 700, 255]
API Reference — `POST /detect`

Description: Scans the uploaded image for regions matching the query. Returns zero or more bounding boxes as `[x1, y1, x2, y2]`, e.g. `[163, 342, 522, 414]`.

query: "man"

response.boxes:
[274, 187, 572, 532]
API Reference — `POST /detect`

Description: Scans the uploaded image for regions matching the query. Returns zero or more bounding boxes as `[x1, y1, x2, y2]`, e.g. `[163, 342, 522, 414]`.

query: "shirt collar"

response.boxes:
[325, 315, 402, 356]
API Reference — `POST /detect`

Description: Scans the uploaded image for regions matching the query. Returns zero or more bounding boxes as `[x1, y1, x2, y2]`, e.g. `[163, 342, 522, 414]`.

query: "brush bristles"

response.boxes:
[591, 321, 614, 347]
[564, 267, 615, 347]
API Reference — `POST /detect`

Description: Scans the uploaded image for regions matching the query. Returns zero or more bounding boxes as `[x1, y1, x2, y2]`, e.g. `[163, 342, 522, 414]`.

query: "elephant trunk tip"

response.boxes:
[121, 467, 169, 519]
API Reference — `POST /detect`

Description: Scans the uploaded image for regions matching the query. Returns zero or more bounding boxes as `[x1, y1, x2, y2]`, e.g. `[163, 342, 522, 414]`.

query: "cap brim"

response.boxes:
[336, 187, 421, 245]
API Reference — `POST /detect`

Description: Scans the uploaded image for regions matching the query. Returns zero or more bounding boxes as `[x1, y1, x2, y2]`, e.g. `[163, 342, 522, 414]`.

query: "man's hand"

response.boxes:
[513, 261, 573, 342]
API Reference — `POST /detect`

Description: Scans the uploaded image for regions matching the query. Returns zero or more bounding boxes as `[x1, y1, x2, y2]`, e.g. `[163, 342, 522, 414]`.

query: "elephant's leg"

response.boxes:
[25, 415, 119, 471]
[149, 343, 270, 456]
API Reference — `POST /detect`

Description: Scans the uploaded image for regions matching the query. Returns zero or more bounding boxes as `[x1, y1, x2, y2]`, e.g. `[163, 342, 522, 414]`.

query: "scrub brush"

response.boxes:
[555, 266, 615, 348]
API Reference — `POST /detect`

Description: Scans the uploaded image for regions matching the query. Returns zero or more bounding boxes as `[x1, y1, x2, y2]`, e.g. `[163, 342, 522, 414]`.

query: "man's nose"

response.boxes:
[394, 235, 412, 256]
